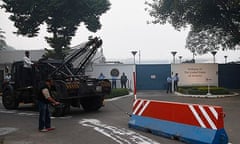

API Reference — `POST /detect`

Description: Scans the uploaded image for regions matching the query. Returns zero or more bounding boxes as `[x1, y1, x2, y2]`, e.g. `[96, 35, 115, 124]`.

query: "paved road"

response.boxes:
[0, 90, 239, 144]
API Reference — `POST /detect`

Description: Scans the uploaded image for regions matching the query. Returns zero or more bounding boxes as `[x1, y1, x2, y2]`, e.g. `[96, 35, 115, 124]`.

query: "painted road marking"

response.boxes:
[0, 109, 17, 114]
[79, 119, 160, 144]
[0, 109, 39, 117]
[0, 127, 17, 136]
[0, 108, 72, 119]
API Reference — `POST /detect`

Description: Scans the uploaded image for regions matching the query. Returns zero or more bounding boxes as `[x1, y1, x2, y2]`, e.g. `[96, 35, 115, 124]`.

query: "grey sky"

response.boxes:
[1, 0, 239, 63]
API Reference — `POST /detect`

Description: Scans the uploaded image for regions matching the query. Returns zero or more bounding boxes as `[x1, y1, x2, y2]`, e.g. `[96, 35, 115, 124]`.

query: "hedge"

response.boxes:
[178, 86, 231, 95]
[105, 88, 129, 99]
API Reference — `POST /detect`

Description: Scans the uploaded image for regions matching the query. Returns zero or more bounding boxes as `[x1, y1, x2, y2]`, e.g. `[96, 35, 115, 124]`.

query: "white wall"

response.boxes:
[85, 64, 136, 89]
[171, 63, 218, 86]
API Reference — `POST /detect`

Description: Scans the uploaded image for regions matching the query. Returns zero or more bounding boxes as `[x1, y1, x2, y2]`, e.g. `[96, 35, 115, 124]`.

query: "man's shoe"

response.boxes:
[47, 127, 55, 131]
[39, 129, 48, 132]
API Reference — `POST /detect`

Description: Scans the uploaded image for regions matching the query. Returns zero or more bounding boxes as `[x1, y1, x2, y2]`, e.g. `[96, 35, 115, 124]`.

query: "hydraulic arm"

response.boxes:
[49, 37, 103, 79]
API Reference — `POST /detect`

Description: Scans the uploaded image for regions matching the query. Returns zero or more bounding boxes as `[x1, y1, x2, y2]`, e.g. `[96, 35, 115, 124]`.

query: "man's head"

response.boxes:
[45, 78, 53, 87]
[25, 51, 30, 57]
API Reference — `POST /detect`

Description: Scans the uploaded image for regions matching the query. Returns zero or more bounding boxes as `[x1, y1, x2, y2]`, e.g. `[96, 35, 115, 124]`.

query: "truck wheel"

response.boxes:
[100, 79, 111, 95]
[2, 85, 19, 109]
[63, 104, 71, 114]
[81, 96, 103, 112]
[49, 104, 65, 117]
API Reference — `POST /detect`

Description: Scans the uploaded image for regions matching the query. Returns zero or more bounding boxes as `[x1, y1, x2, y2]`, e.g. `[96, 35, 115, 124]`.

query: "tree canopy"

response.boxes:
[146, 0, 240, 54]
[1, 0, 110, 58]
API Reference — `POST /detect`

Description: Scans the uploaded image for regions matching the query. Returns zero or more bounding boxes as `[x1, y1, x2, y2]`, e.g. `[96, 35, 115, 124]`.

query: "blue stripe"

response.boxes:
[128, 115, 228, 144]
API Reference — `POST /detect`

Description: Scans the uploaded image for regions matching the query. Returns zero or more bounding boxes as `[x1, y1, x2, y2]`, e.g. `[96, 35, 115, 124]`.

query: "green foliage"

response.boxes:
[178, 86, 231, 95]
[105, 88, 129, 99]
[41, 47, 70, 59]
[1, 0, 111, 59]
[146, 0, 240, 54]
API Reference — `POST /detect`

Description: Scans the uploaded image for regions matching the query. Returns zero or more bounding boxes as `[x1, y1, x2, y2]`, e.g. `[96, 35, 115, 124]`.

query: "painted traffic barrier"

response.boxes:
[128, 99, 229, 144]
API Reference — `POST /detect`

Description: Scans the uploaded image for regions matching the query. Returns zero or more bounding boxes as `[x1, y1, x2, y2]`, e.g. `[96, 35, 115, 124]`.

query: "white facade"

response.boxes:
[86, 64, 136, 89]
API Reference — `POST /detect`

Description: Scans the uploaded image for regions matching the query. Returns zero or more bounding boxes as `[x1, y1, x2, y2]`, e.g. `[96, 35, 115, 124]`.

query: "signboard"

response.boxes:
[171, 64, 218, 86]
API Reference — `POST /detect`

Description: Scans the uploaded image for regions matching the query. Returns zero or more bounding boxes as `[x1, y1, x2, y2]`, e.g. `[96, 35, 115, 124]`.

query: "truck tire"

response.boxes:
[48, 90, 65, 117]
[100, 79, 111, 95]
[2, 85, 19, 109]
[81, 96, 103, 112]
[49, 103, 65, 117]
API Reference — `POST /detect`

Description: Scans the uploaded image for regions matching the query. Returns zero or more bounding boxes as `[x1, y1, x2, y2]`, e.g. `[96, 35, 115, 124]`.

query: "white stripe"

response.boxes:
[133, 100, 144, 115]
[133, 99, 138, 107]
[209, 106, 218, 120]
[188, 105, 206, 128]
[137, 101, 150, 116]
[199, 106, 217, 130]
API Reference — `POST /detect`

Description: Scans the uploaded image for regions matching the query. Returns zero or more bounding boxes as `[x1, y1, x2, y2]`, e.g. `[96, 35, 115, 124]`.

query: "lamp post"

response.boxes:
[171, 51, 177, 64]
[211, 51, 217, 63]
[191, 49, 196, 63]
[224, 55, 227, 64]
[179, 56, 182, 63]
[131, 51, 138, 64]
[206, 78, 212, 96]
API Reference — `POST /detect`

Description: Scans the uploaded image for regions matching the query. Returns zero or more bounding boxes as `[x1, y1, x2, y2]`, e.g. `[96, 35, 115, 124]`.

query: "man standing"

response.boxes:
[23, 51, 34, 86]
[173, 73, 179, 91]
[166, 76, 172, 93]
[98, 73, 105, 80]
[38, 78, 60, 132]
[111, 76, 117, 88]
[120, 72, 127, 88]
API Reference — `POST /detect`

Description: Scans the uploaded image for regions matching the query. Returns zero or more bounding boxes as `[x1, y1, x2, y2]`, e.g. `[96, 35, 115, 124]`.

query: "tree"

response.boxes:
[146, 0, 240, 54]
[1, 0, 110, 58]
[0, 28, 7, 50]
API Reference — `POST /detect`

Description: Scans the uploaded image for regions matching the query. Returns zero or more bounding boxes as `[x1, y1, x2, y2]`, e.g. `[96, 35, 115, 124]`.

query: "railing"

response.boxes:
[108, 79, 131, 89]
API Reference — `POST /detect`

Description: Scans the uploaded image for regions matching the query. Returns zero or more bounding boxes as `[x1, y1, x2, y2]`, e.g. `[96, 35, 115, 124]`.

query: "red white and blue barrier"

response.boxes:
[128, 99, 229, 144]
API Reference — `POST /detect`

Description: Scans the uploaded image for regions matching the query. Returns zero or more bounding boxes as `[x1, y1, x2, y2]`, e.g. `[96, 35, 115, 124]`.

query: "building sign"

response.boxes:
[171, 64, 218, 86]
[150, 74, 156, 79]
[110, 68, 120, 77]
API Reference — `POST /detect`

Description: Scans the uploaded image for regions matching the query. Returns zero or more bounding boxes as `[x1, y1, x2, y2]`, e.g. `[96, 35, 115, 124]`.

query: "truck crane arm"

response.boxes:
[48, 37, 103, 79]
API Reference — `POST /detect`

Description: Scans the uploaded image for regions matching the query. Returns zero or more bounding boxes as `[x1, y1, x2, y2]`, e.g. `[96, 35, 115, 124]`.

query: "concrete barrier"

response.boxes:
[128, 99, 229, 144]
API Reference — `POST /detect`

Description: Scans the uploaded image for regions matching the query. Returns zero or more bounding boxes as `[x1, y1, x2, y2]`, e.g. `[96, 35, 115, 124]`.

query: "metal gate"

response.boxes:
[136, 64, 171, 90]
[218, 64, 240, 89]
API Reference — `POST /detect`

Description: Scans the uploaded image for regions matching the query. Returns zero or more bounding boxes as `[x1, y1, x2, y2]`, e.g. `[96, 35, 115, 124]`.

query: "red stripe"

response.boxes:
[133, 100, 143, 115]
[194, 105, 212, 129]
[142, 101, 200, 127]
[133, 100, 140, 111]
[133, 72, 137, 97]
[208, 106, 224, 129]
[204, 106, 218, 128]
[134, 100, 149, 115]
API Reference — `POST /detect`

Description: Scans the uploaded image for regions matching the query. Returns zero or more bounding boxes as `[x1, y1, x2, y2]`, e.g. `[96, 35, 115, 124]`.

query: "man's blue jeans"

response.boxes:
[38, 101, 51, 130]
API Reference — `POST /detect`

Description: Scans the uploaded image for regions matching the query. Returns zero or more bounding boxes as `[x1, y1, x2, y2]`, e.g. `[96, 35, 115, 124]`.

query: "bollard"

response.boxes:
[128, 99, 229, 144]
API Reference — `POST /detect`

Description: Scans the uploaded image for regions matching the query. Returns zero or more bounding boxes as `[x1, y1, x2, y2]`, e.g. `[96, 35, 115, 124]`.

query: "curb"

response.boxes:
[104, 92, 133, 102]
[175, 92, 239, 98]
